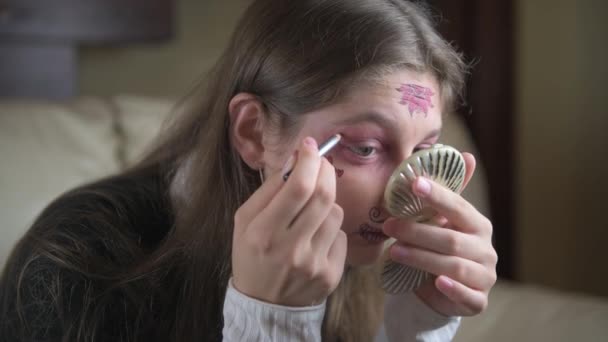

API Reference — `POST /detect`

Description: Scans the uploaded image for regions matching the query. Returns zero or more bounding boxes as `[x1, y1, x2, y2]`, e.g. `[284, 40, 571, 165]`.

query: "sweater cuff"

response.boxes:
[222, 278, 326, 341]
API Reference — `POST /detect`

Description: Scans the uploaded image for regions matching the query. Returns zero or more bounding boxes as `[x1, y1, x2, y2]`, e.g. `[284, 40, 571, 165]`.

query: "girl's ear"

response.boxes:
[229, 93, 266, 169]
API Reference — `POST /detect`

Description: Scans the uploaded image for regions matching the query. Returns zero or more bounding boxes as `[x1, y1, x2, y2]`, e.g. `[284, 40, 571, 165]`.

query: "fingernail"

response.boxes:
[414, 177, 431, 197]
[303, 137, 317, 150]
[382, 217, 397, 234]
[437, 276, 455, 290]
[391, 245, 408, 260]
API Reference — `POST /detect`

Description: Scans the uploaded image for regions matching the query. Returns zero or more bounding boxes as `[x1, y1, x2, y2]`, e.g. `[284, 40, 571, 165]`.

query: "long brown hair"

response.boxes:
[1, 1, 466, 341]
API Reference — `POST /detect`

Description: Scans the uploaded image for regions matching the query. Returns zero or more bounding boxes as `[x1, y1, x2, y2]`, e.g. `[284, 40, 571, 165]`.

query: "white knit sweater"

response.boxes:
[222, 279, 461, 341]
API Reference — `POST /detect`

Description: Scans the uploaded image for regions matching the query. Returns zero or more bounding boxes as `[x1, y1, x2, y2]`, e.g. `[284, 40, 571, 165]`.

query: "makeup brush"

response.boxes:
[283, 134, 342, 180]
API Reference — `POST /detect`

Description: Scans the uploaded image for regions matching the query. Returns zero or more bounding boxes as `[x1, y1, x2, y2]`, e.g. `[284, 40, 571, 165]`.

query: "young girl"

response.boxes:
[0, 0, 497, 341]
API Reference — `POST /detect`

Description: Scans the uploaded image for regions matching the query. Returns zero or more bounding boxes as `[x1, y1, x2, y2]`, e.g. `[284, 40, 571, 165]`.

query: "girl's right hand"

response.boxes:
[231, 137, 347, 307]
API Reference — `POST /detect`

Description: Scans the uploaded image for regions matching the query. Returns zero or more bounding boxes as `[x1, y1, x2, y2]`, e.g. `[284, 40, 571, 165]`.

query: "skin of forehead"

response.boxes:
[335, 80, 440, 133]
[271, 73, 441, 158]
[341, 73, 438, 113]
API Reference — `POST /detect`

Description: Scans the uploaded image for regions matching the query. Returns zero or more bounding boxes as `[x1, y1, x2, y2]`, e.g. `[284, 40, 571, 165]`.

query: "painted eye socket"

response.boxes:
[347, 145, 377, 157]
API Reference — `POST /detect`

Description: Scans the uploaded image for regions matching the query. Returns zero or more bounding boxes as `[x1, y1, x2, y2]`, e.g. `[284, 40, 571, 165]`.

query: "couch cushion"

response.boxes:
[0, 98, 121, 267]
[455, 280, 608, 341]
[110, 95, 174, 166]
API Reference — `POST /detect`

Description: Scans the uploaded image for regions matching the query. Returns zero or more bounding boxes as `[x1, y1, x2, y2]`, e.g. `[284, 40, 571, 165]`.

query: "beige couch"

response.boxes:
[1, 96, 607, 341]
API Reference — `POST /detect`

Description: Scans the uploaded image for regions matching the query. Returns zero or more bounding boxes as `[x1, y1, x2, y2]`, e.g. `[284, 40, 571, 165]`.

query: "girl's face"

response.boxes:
[263, 70, 443, 265]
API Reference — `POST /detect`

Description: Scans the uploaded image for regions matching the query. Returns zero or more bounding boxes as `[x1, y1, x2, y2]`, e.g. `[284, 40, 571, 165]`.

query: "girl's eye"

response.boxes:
[347, 145, 376, 157]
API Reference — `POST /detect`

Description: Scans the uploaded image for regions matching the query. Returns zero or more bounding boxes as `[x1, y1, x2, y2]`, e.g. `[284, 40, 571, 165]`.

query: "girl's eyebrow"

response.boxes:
[330, 111, 442, 140]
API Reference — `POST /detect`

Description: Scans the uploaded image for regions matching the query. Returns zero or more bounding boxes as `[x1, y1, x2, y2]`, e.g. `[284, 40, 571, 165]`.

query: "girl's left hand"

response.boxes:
[382, 152, 498, 317]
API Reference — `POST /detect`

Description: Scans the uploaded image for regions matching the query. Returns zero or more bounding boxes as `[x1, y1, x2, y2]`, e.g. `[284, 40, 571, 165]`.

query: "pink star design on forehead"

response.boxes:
[396, 84, 435, 116]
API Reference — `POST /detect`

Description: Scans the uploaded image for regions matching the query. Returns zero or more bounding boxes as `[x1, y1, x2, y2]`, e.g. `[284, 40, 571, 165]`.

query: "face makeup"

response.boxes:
[369, 206, 387, 224]
[358, 223, 388, 243]
[356, 207, 390, 244]
[325, 156, 344, 177]
[396, 83, 435, 116]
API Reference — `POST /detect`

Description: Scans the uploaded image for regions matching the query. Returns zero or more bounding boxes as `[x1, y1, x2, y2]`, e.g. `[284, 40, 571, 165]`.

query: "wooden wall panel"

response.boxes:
[429, 0, 516, 278]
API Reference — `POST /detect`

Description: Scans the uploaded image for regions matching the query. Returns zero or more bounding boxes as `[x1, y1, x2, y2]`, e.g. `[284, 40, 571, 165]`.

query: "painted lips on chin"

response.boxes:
[358, 223, 389, 243]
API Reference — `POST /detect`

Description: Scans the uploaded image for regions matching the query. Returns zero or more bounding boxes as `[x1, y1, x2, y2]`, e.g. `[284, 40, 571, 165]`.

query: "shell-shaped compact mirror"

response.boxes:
[381, 144, 466, 294]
